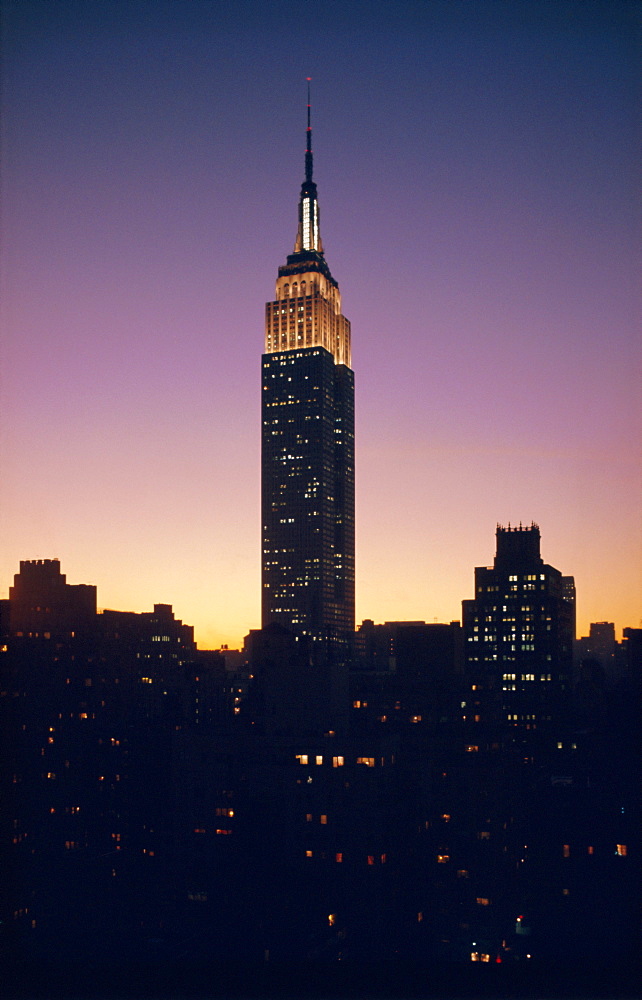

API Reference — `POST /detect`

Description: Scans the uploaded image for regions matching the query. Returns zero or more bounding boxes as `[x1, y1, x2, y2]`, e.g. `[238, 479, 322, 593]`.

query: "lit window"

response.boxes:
[476, 897, 490, 906]
[320, 815, 327, 825]
[332, 756, 344, 767]
[295, 754, 309, 765]
[616, 844, 627, 856]
[305, 850, 313, 857]
[562, 844, 570, 857]
[437, 854, 449, 863]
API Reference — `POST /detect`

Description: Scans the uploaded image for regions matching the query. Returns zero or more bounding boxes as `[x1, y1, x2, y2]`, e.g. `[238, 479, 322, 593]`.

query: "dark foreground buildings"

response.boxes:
[2, 548, 639, 993]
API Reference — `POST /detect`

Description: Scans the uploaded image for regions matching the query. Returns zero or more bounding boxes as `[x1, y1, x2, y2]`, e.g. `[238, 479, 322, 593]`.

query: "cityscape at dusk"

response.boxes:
[1, 1, 640, 995]
[2, 0, 640, 648]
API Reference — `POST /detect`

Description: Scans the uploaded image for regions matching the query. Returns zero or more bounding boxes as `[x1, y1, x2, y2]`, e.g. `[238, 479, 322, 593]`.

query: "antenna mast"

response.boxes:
[305, 77, 313, 183]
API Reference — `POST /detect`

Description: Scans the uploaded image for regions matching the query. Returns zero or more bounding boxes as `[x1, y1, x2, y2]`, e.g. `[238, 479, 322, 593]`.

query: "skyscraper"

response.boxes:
[261, 89, 355, 642]
[462, 523, 575, 730]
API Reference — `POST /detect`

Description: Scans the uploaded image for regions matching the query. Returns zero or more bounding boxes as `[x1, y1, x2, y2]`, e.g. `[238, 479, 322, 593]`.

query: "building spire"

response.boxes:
[294, 78, 323, 255]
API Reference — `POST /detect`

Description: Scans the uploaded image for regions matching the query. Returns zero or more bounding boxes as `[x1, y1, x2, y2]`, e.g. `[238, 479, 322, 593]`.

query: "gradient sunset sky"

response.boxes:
[2, 0, 640, 649]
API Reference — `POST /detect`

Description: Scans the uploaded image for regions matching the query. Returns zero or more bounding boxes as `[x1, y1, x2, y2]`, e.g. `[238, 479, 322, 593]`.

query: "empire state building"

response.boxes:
[261, 92, 355, 642]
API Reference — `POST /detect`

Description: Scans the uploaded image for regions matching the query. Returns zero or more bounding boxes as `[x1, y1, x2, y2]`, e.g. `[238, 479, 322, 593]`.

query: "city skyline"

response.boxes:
[2, 0, 640, 648]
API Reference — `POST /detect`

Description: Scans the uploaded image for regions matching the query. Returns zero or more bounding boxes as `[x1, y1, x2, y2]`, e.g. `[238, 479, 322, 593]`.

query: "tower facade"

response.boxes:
[261, 93, 355, 641]
[462, 523, 575, 730]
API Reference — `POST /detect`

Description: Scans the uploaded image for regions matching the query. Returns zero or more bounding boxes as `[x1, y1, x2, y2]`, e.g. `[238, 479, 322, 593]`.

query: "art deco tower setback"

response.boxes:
[262, 92, 355, 641]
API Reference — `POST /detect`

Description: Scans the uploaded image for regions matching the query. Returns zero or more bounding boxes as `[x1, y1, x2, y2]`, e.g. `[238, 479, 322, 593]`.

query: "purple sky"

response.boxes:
[2, 0, 640, 647]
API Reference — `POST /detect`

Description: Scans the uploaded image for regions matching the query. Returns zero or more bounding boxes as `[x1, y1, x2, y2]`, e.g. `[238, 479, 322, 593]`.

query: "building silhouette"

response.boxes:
[462, 523, 575, 731]
[351, 619, 465, 733]
[9, 558, 96, 637]
[2, 546, 639, 978]
[261, 89, 354, 642]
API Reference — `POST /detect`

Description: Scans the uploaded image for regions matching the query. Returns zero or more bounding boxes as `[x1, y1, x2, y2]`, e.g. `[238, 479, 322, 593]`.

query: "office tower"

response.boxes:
[9, 558, 97, 637]
[352, 619, 464, 731]
[261, 90, 355, 641]
[575, 620, 617, 670]
[462, 523, 574, 730]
